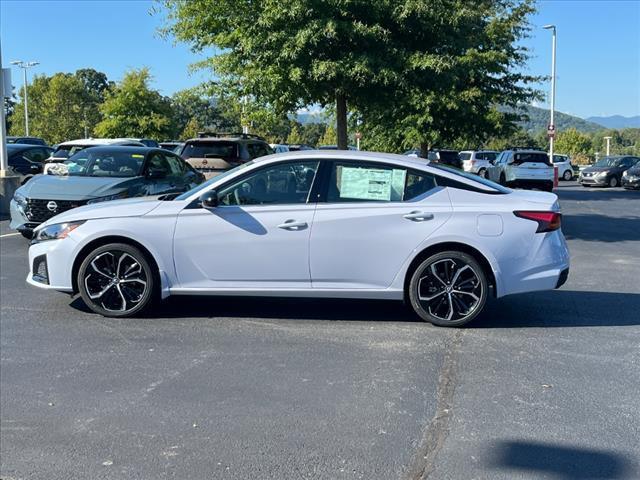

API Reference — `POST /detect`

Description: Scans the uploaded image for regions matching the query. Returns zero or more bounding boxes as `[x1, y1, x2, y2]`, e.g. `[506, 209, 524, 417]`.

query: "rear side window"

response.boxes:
[181, 141, 238, 160]
[247, 143, 272, 159]
[459, 152, 472, 161]
[327, 162, 437, 203]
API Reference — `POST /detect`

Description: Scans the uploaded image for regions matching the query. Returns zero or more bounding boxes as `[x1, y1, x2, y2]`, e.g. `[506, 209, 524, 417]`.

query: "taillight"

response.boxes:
[514, 211, 562, 233]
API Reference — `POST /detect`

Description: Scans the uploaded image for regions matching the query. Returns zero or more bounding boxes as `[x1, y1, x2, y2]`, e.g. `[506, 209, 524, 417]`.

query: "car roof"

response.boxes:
[185, 135, 266, 143]
[56, 138, 146, 146]
[71, 145, 158, 154]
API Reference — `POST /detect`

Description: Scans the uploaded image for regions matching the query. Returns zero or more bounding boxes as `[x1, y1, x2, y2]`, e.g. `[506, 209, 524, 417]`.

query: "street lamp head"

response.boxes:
[543, 24, 556, 30]
[10, 60, 23, 66]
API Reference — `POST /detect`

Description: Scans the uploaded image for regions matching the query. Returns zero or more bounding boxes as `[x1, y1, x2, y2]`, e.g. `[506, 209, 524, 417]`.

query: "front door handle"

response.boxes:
[403, 211, 434, 222]
[277, 219, 308, 230]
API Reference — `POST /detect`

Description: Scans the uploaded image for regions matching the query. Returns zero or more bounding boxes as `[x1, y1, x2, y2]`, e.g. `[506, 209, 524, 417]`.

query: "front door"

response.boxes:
[173, 160, 320, 289]
[310, 160, 452, 289]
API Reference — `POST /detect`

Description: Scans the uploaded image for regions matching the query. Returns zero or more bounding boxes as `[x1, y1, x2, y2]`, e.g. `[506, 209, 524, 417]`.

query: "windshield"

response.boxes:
[54, 149, 146, 177]
[175, 161, 256, 200]
[180, 141, 238, 160]
[430, 163, 511, 193]
[593, 157, 621, 167]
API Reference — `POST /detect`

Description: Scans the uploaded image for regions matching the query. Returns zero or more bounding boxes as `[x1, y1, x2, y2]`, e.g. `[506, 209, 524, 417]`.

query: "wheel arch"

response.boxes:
[402, 241, 498, 301]
[71, 235, 161, 294]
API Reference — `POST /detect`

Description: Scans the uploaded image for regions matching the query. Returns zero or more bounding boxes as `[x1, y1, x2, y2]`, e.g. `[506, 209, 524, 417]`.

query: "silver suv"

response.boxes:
[177, 133, 273, 179]
[459, 150, 499, 178]
[487, 149, 554, 191]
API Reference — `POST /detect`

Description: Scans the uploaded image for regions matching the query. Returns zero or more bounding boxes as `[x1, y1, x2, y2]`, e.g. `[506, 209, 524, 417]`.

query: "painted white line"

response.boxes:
[0, 233, 21, 238]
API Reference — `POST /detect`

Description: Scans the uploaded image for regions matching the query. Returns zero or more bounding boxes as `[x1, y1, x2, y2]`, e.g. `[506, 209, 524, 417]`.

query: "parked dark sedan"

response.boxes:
[7, 136, 47, 146]
[579, 156, 640, 188]
[10, 146, 205, 238]
[6, 144, 54, 183]
[622, 163, 640, 190]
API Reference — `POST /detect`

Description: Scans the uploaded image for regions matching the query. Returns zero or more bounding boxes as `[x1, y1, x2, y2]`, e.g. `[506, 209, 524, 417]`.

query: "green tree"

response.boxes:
[95, 68, 173, 139]
[554, 128, 592, 157]
[10, 73, 93, 143]
[160, 0, 540, 152]
[181, 117, 200, 139]
[319, 123, 337, 146]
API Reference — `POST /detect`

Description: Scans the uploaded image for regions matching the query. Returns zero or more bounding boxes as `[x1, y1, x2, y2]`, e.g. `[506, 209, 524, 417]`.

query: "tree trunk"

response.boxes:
[419, 142, 431, 159]
[336, 92, 348, 150]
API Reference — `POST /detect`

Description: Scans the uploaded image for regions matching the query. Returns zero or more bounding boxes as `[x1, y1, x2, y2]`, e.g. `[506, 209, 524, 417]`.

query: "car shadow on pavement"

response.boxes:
[69, 289, 640, 327]
[562, 214, 640, 242]
[487, 440, 637, 479]
[476, 290, 640, 328]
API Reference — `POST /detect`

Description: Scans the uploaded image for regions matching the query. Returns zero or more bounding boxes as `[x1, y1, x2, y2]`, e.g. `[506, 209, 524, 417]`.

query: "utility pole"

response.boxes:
[1, 41, 9, 176]
[10, 60, 39, 136]
[604, 136, 612, 156]
[543, 25, 557, 163]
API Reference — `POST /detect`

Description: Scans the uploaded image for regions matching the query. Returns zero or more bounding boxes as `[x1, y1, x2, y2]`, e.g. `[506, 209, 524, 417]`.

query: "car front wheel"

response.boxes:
[77, 243, 155, 317]
[563, 170, 573, 181]
[408, 251, 488, 327]
[478, 168, 487, 178]
[608, 176, 619, 188]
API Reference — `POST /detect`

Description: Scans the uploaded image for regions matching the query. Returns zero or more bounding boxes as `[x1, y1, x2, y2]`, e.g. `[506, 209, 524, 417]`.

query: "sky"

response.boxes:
[1, 0, 639, 119]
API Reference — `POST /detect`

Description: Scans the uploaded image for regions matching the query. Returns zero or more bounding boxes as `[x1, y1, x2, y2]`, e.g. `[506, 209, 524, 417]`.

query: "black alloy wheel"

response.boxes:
[78, 243, 155, 317]
[409, 251, 488, 327]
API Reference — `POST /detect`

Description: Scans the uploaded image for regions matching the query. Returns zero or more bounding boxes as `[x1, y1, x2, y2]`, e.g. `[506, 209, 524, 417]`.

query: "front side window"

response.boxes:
[218, 161, 319, 206]
[164, 153, 185, 175]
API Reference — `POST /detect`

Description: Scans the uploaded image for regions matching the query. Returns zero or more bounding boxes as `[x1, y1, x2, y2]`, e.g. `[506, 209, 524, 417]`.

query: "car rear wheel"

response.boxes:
[478, 168, 487, 178]
[608, 176, 618, 188]
[563, 170, 573, 181]
[77, 243, 155, 317]
[499, 173, 506, 186]
[408, 251, 488, 327]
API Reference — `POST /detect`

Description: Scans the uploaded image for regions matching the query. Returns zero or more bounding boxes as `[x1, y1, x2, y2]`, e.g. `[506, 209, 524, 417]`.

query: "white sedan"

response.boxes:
[26, 151, 570, 327]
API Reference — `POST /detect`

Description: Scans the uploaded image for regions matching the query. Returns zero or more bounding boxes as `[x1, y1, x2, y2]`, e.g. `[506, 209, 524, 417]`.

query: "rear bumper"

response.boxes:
[506, 179, 554, 190]
[555, 268, 569, 289]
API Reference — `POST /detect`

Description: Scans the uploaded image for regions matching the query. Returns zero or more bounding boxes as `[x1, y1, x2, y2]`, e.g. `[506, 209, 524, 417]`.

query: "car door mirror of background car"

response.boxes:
[199, 190, 219, 209]
[29, 163, 40, 173]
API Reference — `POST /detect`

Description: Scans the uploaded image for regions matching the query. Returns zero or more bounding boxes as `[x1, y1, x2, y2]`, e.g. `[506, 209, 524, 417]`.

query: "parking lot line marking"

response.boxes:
[0, 233, 21, 238]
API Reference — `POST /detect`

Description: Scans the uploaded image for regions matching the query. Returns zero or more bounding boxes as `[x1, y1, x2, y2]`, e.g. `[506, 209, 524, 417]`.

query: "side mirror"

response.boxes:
[199, 190, 219, 209]
[29, 164, 41, 173]
[147, 168, 167, 179]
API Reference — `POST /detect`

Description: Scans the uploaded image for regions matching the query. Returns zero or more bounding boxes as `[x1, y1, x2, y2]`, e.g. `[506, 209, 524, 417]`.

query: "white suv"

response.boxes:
[487, 149, 554, 191]
[553, 154, 574, 181]
[459, 150, 498, 178]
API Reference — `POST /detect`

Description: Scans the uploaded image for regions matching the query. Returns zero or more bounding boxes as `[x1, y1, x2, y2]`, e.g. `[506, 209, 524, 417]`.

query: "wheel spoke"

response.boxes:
[86, 277, 115, 300]
[450, 264, 470, 287]
[430, 264, 447, 286]
[91, 253, 116, 280]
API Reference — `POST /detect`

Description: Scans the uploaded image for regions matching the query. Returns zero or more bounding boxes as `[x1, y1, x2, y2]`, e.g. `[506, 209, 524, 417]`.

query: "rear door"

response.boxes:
[310, 160, 452, 289]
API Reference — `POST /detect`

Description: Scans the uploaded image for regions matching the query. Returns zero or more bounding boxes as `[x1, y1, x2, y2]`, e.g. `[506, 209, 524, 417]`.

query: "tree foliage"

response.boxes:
[10, 71, 102, 144]
[159, 0, 541, 151]
[95, 68, 174, 139]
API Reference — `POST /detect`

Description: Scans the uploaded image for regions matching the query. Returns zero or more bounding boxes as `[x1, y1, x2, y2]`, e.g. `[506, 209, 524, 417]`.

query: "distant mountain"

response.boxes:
[511, 105, 604, 134]
[586, 115, 640, 129]
[292, 111, 328, 124]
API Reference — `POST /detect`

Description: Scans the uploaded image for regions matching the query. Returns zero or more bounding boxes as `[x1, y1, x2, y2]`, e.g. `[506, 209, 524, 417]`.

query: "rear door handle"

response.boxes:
[403, 211, 434, 222]
[277, 219, 308, 230]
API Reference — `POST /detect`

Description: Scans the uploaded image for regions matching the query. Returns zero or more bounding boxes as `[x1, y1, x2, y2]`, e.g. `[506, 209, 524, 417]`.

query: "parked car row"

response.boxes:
[578, 155, 640, 188]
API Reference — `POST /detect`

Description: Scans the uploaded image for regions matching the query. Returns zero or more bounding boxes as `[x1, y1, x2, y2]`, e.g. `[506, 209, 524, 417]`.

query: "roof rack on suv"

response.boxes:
[197, 131, 266, 141]
[511, 146, 544, 151]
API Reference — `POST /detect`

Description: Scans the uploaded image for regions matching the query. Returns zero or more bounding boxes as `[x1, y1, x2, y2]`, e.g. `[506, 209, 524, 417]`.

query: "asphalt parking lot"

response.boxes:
[1, 181, 639, 480]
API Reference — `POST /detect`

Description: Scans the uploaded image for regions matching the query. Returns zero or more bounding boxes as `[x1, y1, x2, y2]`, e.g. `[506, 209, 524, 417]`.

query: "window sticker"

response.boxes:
[131, 154, 145, 158]
[339, 166, 406, 201]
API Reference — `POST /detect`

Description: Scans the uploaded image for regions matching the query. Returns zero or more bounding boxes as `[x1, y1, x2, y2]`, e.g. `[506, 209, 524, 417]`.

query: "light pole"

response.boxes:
[543, 25, 556, 163]
[10, 60, 39, 136]
[604, 136, 612, 156]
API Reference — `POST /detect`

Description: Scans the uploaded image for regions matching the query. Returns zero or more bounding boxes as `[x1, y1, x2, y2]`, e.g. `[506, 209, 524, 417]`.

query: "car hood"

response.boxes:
[17, 174, 140, 200]
[37, 196, 163, 228]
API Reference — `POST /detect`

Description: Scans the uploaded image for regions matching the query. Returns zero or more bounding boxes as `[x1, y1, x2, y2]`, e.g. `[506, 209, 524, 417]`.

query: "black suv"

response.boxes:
[177, 133, 273, 179]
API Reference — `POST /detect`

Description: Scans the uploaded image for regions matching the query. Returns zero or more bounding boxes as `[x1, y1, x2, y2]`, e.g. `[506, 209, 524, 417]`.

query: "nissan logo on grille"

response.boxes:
[47, 201, 58, 212]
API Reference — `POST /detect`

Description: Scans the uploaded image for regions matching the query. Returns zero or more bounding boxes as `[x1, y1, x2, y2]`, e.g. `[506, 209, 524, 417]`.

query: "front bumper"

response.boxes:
[579, 174, 608, 186]
[27, 238, 78, 293]
[9, 200, 39, 238]
[622, 176, 640, 189]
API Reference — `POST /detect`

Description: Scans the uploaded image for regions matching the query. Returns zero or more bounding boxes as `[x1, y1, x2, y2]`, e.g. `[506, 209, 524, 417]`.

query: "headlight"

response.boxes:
[86, 192, 128, 204]
[623, 170, 629, 177]
[32, 221, 86, 244]
[595, 171, 607, 178]
[13, 191, 27, 207]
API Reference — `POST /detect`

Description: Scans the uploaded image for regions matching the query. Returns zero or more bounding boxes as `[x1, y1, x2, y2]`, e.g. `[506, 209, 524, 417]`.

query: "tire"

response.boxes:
[563, 170, 573, 181]
[77, 243, 156, 317]
[608, 176, 618, 188]
[499, 173, 506, 186]
[477, 168, 487, 179]
[408, 251, 488, 327]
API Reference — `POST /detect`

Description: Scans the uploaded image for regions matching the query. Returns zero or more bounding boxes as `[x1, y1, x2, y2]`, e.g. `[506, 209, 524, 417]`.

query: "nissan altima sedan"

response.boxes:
[26, 151, 570, 327]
